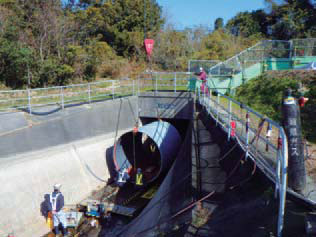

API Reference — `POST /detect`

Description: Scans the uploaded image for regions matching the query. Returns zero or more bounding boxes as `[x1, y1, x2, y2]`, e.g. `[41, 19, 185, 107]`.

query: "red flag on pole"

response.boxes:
[144, 39, 155, 57]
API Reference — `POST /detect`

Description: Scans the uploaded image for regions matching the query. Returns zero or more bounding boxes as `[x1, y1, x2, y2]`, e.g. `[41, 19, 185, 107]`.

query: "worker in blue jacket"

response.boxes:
[117, 168, 130, 187]
[48, 184, 68, 236]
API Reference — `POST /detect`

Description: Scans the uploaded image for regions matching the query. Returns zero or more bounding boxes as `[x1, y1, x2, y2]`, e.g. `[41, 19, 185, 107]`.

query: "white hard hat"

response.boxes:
[54, 183, 62, 190]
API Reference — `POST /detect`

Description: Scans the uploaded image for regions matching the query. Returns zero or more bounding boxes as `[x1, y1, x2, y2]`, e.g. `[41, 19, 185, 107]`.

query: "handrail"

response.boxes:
[195, 84, 287, 237]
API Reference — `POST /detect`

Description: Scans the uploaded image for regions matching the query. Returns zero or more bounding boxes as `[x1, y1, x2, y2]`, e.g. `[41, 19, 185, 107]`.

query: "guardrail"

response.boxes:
[0, 72, 194, 113]
[196, 87, 288, 237]
[0, 79, 136, 113]
[138, 72, 192, 93]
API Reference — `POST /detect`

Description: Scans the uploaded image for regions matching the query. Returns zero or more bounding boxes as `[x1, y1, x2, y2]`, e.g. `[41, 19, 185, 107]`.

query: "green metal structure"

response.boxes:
[189, 38, 316, 94]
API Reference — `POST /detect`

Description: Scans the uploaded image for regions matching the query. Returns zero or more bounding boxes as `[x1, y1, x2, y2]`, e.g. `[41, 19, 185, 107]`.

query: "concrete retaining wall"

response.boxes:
[0, 97, 137, 237]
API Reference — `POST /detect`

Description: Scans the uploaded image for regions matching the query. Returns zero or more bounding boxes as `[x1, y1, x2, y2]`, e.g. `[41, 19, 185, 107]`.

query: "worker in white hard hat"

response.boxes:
[195, 67, 208, 95]
[117, 168, 130, 187]
[48, 184, 68, 236]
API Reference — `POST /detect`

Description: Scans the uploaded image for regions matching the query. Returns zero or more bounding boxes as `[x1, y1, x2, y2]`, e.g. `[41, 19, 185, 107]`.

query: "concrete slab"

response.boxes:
[0, 112, 28, 135]
[0, 97, 138, 158]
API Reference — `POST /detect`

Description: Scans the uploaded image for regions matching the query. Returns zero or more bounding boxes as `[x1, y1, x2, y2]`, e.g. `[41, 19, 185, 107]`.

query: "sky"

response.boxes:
[156, 0, 266, 29]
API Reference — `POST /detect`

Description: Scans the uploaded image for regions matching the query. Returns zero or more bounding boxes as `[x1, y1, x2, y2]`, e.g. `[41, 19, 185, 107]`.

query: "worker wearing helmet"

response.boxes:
[48, 184, 68, 236]
[117, 168, 130, 187]
[195, 67, 208, 95]
[135, 168, 143, 189]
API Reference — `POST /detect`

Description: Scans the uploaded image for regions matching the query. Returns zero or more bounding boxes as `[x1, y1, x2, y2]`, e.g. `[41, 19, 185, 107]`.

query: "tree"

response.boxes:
[226, 10, 268, 37]
[152, 25, 193, 71]
[214, 18, 224, 31]
[76, 0, 164, 57]
[192, 29, 258, 61]
[265, 0, 316, 39]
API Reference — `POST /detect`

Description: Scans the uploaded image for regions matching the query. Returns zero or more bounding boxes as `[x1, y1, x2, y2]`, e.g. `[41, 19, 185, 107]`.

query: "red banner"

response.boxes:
[144, 39, 155, 57]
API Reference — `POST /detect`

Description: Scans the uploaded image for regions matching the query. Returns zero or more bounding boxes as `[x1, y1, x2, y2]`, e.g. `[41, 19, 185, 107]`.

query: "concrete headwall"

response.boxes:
[0, 97, 137, 237]
[138, 91, 193, 119]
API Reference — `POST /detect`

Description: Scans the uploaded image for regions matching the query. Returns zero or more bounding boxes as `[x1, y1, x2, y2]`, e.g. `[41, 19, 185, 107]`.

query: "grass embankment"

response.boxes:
[234, 70, 316, 144]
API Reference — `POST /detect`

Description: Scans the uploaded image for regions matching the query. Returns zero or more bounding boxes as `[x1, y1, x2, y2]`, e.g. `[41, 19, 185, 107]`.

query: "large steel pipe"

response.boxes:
[114, 120, 181, 184]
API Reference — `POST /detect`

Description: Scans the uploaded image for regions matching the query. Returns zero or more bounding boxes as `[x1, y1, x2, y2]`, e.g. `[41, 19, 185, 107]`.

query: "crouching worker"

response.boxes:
[117, 168, 130, 187]
[48, 184, 68, 236]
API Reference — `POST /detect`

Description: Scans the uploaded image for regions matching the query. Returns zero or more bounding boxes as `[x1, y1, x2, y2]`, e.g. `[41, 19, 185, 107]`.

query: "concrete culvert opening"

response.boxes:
[114, 121, 182, 184]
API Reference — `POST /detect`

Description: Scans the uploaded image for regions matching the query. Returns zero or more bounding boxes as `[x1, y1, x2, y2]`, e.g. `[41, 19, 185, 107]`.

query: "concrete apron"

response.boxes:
[0, 131, 130, 237]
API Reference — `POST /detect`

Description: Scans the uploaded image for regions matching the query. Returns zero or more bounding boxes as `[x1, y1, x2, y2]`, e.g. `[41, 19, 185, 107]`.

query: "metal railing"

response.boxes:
[196, 87, 287, 237]
[137, 71, 193, 93]
[0, 73, 195, 113]
[0, 79, 136, 113]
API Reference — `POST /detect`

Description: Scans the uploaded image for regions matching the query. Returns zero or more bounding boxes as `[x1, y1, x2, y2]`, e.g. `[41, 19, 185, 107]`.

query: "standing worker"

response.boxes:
[48, 184, 68, 236]
[135, 168, 144, 188]
[117, 168, 130, 187]
[195, 67, 208, 95]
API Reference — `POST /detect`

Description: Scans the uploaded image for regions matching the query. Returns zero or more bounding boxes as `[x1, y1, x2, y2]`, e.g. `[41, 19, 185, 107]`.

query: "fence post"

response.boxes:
[112, 81, 115, 100]
[137, 75, 140, 95]
[27, 89, 32, 115]
[277, 129, 288, 237]
[216, 93, 220, 126]
[228, 100, 232, 141]
[174, 72, 177, 92]
[88, 83, 91, 103]
[289, 40, 293, 59]
[132, 80, 135, 96]
[275, 135, 281, 199]
[245, 112, 250, 160]
[155, 73, 158, 92]
[60, 87, 64, 110]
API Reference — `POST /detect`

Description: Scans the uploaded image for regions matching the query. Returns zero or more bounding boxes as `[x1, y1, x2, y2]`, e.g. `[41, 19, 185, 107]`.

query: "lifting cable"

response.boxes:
[113, 99, 129, 172]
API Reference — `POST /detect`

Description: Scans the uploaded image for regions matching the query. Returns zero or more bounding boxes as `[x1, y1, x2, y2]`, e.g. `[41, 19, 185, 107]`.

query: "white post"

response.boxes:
[174, 72, 177, 92]
[216, 93, 220, 126]
[289, 40, 293, 59]
[88, 83, 91, 103]
[137, 75, 140, 95]
[132, 80, 135, 96]
[245, 112, 250, 160]
[228, 100, 232, 141]
[60, 87, 64, 110]
[155, 73, 158, 92]
[112, 81, 115, 100]
[27, 89, 32, 115]
[275, 147, 281, 199]
[277, 129, 288, 237]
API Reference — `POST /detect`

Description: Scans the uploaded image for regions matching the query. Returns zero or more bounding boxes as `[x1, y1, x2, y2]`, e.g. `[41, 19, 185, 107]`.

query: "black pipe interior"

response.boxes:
[120, 132, 161, 183]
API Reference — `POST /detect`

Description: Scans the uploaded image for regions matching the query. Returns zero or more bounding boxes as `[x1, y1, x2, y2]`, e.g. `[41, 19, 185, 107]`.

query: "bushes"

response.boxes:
[234, 71, 316, 142]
